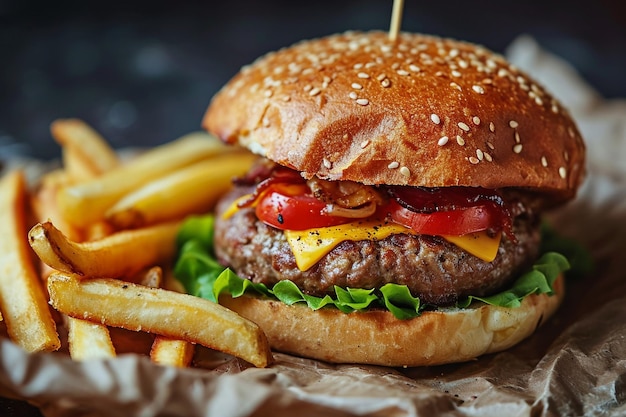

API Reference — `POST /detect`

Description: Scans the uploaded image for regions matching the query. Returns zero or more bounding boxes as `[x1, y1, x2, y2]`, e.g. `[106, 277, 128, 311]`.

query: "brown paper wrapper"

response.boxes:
[2, 36, 626, 416]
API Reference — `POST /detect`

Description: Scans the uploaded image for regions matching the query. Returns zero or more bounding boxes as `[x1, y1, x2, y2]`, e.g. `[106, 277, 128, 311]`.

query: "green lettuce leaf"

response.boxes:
[456, 252, 568, 308]
[174, 214, 578, 320]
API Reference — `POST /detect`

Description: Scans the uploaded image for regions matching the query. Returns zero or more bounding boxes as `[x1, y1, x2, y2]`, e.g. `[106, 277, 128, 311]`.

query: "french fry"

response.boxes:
[28, 220, 180, 278]
[51, 118, 120, 178]
[67, 317, 116, 361]
[150, 337, 195, 367]
[135, 265, 164, 288]
[106, 153, 257, 228]
[0, 171, 60, 352]
[137, 266, 196, 367]
[57, 132, 236, 228]
[30, 169, 82, 243]
[30, 167, 117, 361]
[83, 220, 115, 242]
[47, 273, 273, 368]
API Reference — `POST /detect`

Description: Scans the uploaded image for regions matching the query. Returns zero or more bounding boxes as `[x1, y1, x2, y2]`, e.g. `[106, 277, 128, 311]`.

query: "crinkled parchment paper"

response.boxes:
[1, 36, 626, 417]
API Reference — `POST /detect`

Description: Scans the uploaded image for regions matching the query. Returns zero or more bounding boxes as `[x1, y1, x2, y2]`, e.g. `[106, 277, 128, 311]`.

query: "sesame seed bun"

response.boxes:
[219, 274, 564, 367]
[203, 31, 585, 202]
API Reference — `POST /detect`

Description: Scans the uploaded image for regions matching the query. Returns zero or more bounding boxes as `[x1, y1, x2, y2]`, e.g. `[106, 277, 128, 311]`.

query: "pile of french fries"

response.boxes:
[0, 119, 272, 368]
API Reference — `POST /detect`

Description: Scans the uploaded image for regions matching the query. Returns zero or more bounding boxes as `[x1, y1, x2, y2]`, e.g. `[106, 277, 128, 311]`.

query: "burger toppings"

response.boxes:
[387, 186, 515, 241]
[255, 184, 354, 230]
[223, 162, 517, 268]
[307, 176, 386, 209]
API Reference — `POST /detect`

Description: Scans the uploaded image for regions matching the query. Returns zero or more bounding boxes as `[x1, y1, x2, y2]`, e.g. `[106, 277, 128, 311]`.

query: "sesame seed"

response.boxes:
[397, 69, 409, 76]
[513, 144, 523, 154]
[472, 116, 481, 125]
[484, 152, 493, 162]
[353, 63, 364, 69]
[535, 97, 543, 106]
[351, 83, 363, 90]
[568, 127, 575, 138]
[472, 85, 485, 94]
[381, 78, 391, 88]
[438, 136, 449, 146]
[322, 158, 332, 169]
[360, 140, 370, 148]
[456, 135, 465, 146]
[509, 120, 519, 128]
[357, 72, 370, 79]
[400, 166, 411, 177]
[309, 87, 321, 96]
[469, 156, 480, 164]
[282, 95, 291, 102]
[450, 82, 462, 91]
[431, 114, 441, 124]
[458, 60, 468, 69]
[515, 131, 522, 143]
[376, 73, 387, 81]
[303, 85, 312, 92]
[559, 167, 567, 179]
[409, 64, 421, 72]
[458, 122, 470, 132]
[356, 98, 369, 106]
[564, 150, 570, 161]
[541, 156, 548, 167]
[487, 141, 495, 150]
[476, 149, 484, 160]
[349, 92, 358, 100]
[264, 89, 273, 98]
[451, 70, 461, 77]
[388, 161, 400, 169]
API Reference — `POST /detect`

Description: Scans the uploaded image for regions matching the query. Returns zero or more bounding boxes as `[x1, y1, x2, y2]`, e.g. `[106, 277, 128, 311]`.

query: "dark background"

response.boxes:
[1, 0, 625, 162]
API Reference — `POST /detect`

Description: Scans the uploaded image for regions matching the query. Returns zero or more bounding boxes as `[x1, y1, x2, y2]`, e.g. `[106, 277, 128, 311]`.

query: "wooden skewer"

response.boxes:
[389, 0, 405, 42]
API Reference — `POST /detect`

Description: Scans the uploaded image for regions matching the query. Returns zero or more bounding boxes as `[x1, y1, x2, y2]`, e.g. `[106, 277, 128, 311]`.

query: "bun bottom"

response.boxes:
[220, 275, 564, 367]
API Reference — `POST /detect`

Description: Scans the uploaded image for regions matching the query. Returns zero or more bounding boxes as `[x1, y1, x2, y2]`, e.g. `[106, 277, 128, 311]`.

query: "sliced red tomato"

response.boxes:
[386, 185, 513, 238]
[255, 184, 353, 230]
[386, 199, 497, 236]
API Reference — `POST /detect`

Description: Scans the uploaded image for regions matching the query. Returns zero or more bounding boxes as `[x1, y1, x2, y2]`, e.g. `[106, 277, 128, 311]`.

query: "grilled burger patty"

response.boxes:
[214, 186, 540, 306]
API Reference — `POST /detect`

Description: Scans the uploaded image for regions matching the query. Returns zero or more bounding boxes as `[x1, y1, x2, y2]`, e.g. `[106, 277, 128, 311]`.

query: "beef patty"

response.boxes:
[213, 187, 540, 306]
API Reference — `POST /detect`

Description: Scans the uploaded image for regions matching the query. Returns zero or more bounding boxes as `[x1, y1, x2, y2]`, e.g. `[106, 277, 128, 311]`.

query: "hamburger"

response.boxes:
[199, 31, 585, 366]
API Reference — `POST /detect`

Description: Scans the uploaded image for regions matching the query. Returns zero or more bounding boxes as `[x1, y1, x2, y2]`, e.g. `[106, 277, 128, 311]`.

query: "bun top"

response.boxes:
[203, 31, 585, 200]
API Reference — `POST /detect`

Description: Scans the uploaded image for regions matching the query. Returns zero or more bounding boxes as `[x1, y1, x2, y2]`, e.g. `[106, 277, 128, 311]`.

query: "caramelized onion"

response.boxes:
[307, 177, 385, 208]
[321, 202, 377, 218]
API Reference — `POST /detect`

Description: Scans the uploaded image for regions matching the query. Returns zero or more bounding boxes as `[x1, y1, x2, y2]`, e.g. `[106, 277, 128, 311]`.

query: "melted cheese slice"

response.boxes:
[285, 221, 501, 271]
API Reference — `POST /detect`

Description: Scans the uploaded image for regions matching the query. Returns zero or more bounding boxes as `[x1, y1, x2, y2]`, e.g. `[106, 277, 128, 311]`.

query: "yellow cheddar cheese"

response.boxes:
[285, 221, 501, 271]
